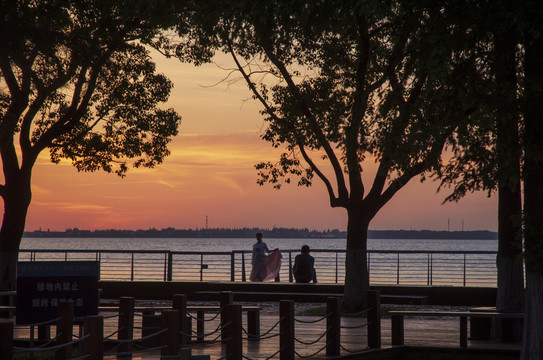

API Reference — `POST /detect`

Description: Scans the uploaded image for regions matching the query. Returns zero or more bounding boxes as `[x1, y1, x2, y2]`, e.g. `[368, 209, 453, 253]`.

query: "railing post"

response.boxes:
[161, 310, 180, 357]
[288, 252, 293, 283]
[167, 251, 173, 281]
[200, 254, 204, 282]
[118, 296, 134, 359]
[241, 253, 246, 282]
[326, 297, 341, 356]
[164, 252, 168, 281]
[396, 253, 400, 284]
[430, 253, 433, 285]
[427, 253, 430, 285]
[131, 253, 134, 281]
[280, 300, 295, 360]
[0, 321, 13, 359]
[367, 252, 371, 284]
[98, 252, 102, 280]
[336, 252, 339, 283]
[173, 294, 190, 345]
[221, 291, 234, 341]
[367, 290, 381, 349]
[224, 304, 242, 360]
[83, 315, 104, 360]
[56, 300, 74, 360]
[463, 254, 467, 286]
[231, 252, 235, 282]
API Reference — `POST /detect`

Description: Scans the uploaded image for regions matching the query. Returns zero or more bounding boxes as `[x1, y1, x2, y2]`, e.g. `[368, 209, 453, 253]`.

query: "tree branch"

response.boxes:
[375, 131, 449, 212]
[345, 17, 371, 201]
[257, 36, 349, 201]
[228, 45, 342, 207]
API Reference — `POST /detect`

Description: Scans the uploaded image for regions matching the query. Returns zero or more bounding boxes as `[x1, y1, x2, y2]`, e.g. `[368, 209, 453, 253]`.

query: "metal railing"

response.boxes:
[18, 248, 499, 287]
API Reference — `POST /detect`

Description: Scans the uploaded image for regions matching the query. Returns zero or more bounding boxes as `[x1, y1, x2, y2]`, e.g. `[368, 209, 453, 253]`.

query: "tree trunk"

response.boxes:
[522, 269, 543, 358]
[494, 30, 524, 341]
[343, 206, 370, 313]
[521, 34, 543, 360]
[0, 173, 32, 293]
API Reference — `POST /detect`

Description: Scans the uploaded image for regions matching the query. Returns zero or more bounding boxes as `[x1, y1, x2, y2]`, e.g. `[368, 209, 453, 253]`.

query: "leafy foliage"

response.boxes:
[165, 0, 486, 311]
[0, 0, 181, 178]
[171, 0, 481, 213]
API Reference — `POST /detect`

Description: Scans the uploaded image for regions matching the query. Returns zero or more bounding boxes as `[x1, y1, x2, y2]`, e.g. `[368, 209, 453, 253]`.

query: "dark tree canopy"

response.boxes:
[0, 0, 181, 177]
[0, 0, 181, 291]
[165, 0, 482, 311]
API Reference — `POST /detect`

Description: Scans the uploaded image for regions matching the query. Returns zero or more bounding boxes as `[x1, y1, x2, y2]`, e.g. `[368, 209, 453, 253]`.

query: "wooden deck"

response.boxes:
[12, 308, 521, 360]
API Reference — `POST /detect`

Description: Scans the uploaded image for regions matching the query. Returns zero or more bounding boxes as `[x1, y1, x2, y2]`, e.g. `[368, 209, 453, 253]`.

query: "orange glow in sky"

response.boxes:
[23, 51, 497, 232]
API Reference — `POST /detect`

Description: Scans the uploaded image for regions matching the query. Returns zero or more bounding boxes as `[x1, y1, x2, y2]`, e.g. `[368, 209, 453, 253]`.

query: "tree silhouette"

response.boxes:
[169, 0, 481, 311]
[0, 0, 181, 292]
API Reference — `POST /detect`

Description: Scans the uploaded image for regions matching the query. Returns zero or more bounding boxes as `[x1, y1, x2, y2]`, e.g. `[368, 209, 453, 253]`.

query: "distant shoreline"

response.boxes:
[23, 227, 498, 240]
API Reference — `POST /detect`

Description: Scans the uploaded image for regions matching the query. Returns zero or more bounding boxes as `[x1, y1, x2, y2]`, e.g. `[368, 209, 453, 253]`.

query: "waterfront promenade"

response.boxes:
[11, 301, 522, 359]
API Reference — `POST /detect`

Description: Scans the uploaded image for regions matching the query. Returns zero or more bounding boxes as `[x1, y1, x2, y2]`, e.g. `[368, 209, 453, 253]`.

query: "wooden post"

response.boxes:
[161, 310, 180, 357]
[247, 309, 260, 341]
[326, 297, 341, 356]
[197, 310, 205, 343]
[367, 290, 381, 349]
[224, 304, 242, 360]
[173, 294, 189, 345]
[0, 321, 13, 359]
[56, 301, 74, 360]
[142, 314, 161, 348]
[460, 316, 468, 348]
[118, 296, 134, 359]
[280, 300, 294, 360]
[221, 291, 233, 341]
[83, 316, 103, 360]
[391, 315, 404, 346]
[38, 325, 51, 340]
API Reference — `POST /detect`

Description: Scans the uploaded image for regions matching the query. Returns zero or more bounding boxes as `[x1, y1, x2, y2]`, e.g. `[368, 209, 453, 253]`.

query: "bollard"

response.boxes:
[326, 297, 341, 356]
[142, 314, 161, 348]
[367, 290, 381, 349]
[118, 296, 135, 359]
[172, 294, 190, 345]
[161, 310, 180, 357]
[0, 320, 13, 359]
[56, 301, 74, 360]
[224, 304, 242, 360]
[460, 316, 468, 348]
[247, 309, 260, 341]
[196, 310, 205, 343]
[38, 324, 51, 340]
[220, 291, 233, 341]
[83, 315, 104, 360]
[280, 300, 294, 360]
[391, 314, 404, 345]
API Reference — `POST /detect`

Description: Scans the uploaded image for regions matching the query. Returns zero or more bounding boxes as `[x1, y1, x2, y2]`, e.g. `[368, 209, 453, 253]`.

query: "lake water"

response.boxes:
[20, 237, 498, 253]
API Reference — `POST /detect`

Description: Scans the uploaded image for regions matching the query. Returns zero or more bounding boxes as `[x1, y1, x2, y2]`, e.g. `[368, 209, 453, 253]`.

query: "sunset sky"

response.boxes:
[24, 51, 498, 233]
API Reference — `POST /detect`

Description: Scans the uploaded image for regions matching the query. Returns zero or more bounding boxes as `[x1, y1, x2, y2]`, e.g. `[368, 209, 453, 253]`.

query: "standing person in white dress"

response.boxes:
[250, 232, 282, 282]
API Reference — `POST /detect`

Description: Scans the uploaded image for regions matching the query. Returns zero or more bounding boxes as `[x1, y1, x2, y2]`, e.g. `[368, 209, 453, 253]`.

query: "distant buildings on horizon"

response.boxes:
[23, 227, 498, 240]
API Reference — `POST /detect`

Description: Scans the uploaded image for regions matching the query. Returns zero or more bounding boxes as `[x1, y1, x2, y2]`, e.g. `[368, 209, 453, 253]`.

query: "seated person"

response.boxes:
[292, 245, 317, 283]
